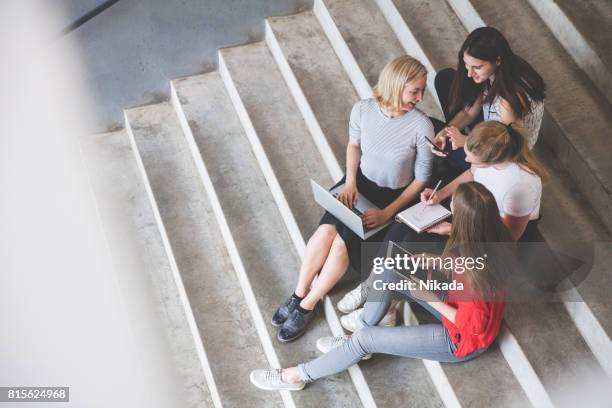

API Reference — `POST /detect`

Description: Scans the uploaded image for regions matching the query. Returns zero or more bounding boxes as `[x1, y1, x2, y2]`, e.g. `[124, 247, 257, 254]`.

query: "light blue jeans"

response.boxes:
[298, 267, 487, 382]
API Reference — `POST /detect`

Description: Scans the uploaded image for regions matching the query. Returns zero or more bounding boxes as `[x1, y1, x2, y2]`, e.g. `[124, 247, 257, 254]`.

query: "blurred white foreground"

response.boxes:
[0, 2, 184, 407]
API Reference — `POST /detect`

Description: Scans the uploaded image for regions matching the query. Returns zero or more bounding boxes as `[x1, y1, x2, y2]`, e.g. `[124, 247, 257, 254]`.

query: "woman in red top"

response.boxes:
[250, 182, 513, 390]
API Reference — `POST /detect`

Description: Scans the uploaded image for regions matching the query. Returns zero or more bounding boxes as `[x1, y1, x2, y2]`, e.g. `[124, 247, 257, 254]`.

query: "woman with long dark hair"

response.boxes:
[432, 26, 545, 177]
[249, 182, 511, 391]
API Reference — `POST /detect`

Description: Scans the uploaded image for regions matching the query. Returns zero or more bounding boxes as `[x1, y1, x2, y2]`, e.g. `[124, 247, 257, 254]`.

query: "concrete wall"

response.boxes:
[60, 0, 312, 133]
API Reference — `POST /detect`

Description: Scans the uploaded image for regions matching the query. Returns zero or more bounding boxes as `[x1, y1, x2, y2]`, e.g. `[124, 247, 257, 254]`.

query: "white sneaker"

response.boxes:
[316, 335, 372, 360]
[340, 305, 397, 333]
[337, 283, 366, 313]
[250, 369, 305, 391]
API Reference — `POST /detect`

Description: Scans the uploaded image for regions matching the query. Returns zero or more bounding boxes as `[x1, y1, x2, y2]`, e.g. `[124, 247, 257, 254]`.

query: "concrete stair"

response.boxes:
[268, 7, 531, 407]
[218, 38, 447, 408]
[382, 0, 610, 402]
[82, 131, 215, 408]
[315, 0, 442, 118]
[85, 0, 612, 406]
[536, 146, 612, 379]
[266, 11, 358, 172]
[525, 0, 612, 106]
[125, 102, 283, 407]
[219, 42, 334, 239]
[447, 0, 612, 235]
[261, 14, 449, 407]
[170, 70, 361, 407]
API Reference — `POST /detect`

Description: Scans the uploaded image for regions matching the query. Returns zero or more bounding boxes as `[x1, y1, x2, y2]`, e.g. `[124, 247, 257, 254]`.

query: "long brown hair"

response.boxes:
[466, 121, 545, 178]
[443, 182, 512, 298]
[448, 27, 545, 119]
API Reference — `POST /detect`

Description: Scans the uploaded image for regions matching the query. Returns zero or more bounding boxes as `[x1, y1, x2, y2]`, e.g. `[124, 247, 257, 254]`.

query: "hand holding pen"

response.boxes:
[420, 180, 442, 207]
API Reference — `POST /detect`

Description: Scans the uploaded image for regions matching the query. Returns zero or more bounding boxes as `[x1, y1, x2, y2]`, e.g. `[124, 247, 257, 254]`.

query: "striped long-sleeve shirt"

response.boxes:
[349, 98, 434, 189]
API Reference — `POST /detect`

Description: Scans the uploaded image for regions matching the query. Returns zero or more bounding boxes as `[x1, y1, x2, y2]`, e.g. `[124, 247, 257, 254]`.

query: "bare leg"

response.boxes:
[281, 367, 302, 384]
[294, 224, 338, 298]
[300, 234, 349, 310]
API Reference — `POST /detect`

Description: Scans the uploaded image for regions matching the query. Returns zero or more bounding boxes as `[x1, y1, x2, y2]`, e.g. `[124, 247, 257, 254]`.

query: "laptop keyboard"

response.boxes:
[333, 193, 363, 215]
[350, 207, 363, 217]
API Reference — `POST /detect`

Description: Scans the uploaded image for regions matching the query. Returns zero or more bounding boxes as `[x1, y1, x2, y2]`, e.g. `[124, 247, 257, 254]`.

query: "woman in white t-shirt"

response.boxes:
[423, 120, 544, 241]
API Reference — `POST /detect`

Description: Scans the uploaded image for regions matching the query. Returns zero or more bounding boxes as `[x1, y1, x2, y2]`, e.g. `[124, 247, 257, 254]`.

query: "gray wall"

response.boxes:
[61, 0, 312, 133]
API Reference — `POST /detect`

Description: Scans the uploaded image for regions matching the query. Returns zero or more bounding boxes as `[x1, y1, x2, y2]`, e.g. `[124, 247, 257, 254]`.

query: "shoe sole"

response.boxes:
[340, 315, 360, 333]
[337, 303, 361, 314]
[277, 329, 306, 343]
[341, 319, 397, 333]
[249, 371, 305, 391]
[270, 318, 284, 327]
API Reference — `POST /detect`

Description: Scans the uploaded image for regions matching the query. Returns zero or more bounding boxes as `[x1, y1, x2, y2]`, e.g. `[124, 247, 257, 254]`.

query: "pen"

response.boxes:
[427, 180, 442, 206]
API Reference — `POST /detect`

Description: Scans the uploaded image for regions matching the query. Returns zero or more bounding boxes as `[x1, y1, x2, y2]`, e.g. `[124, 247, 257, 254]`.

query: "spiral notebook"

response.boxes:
[395, 202, 452, 233]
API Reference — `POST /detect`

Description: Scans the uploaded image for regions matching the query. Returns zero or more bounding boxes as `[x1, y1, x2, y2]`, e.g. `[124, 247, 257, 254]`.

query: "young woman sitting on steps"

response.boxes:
[432, 26, 545, 179]
[250, 182, 512, 391]
[423, 121, 544, 242]
[271, 55, 434, 343]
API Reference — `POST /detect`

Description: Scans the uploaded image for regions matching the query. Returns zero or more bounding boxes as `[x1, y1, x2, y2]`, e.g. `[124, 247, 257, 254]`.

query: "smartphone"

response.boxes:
[424, 136, 447, 154]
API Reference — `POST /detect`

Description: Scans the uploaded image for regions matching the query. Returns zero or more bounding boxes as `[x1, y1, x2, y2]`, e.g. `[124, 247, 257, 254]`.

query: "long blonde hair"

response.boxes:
[373, 55, 427, 113]
[466, 121, 545, 177]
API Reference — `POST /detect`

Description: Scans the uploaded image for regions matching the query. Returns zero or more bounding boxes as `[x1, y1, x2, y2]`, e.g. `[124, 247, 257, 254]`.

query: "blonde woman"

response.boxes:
[272, 56, 434, 342]
[423, 120, 544, 241]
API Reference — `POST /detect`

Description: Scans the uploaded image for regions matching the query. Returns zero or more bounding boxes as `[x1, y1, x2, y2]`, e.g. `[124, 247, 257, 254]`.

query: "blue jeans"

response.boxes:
[298, 267, 487, 382]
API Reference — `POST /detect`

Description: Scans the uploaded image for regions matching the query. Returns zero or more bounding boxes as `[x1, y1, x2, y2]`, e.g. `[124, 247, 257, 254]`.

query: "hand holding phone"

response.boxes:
[425, 136, 447, 156]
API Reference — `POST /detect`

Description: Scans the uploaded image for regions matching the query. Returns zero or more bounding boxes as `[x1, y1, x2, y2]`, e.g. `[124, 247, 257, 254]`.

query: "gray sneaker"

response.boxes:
[340, 304, 397, 333]
[250, 369, 305, 391]
[337, 283, 366, 313]
[316, 335, 372, 360]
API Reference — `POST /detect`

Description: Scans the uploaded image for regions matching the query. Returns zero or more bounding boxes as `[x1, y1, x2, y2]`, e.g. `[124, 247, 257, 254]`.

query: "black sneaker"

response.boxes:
[272, 295, 301, 327]
[277, 308, 315, 343]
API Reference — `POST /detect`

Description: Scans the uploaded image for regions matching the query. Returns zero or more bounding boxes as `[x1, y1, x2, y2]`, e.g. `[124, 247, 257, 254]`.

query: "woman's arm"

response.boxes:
[499, 97, 519, 125]
[345, 143, 361, 186]
[409, 276, 459, 323]
[383, 128, 434, 216]
[428, 302, 458, 323]
[422, 168, 474, 204]
[449, 99, 483, 129]
[502, 214, 530, 241]
[434, 302, 491, 335]
[421, 169, 474, 236]
[384, 179, 426, 217]
[363, 125, 433, 228]
[445, 97, 485, 149]
[339, 101, 364, 208]
[337, 143, 362, 208]
[433, 95, 484, 149]
[362, 179, 425, 229]
[500, 181, 539, 241]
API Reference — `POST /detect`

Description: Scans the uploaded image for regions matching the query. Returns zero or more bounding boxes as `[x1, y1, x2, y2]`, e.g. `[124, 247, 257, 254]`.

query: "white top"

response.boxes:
[349, 98, 434, 189]
[482, 89, 544, 149]
[473, 163, 542, 220]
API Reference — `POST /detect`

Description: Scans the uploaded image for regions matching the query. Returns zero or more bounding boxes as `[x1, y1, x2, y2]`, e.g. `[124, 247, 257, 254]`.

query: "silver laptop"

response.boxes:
[311, 179, 392, 239]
